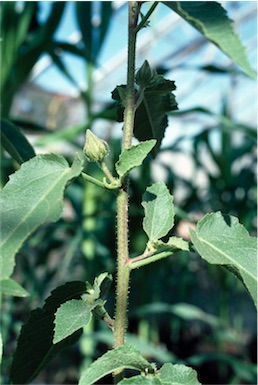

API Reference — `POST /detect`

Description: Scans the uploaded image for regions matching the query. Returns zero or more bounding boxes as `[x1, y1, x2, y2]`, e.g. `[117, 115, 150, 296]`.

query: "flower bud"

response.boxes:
[135, 60, 155, 88]
[83, 129, 109, 163]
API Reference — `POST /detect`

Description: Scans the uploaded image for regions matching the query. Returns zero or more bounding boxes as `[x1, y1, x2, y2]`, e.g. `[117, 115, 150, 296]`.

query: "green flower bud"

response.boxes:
[135, 60, 155, 88]
[84, 129, 109, 163]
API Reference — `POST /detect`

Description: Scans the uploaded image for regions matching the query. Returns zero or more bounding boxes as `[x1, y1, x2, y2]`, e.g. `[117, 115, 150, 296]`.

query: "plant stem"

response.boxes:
[113, 3, 139, 383]
[81, 172, 106, 189]
[134, 1, 159, 33]
[122, 2, 138, 150]
[99, 161, 117, 184]
[128, 250, 175, 270]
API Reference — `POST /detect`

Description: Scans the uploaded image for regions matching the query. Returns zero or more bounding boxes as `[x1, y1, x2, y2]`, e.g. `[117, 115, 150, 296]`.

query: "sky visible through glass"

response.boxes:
[31, 2, 257, 149]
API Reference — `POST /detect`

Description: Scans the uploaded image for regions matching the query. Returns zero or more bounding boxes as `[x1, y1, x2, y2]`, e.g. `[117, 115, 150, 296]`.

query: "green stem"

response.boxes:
[81, 172, 106, 188]
[113, 3, 139, 383]
[122, 2, 138, 149]
[99, 161, 117, 184]
[134, 2, 159, 33]
[128, 250, 175, 270]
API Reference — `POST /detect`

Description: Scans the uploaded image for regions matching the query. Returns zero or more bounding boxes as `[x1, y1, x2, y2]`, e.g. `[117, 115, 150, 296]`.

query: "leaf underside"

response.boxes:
[0, 153, 83, 280]
[142, 181, 174, 241]
[115, 139, 156, 178]
[190, 212, 257, 307]
[162, 1, 256, 78]
[0, 278, 29, 297]
[79, 344, 155, 385]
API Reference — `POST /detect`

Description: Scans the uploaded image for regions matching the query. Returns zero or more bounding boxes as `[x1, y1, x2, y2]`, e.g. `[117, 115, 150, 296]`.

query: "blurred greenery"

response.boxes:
[0, 2, 256, 384]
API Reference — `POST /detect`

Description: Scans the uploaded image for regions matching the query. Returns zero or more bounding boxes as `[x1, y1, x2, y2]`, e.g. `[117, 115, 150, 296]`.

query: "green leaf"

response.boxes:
[0, 118, 35, 164]
[0, 332, 2, 365]
[75, 2, 113, 62]
[1, 2, 65, 116]
[10, 281, 87, 384]
[190, 212, 257, 307]
[134, 302, 219, 328]
[0, 278, 29, 297]
[0, 154, 83, 280]
[162, 2, 256, 79]
[79, 345, 156, 385]
[118, 363, 201, 385]
[92, 330, 176, 364]
[54, 299, 102, 344]
[158, 363, 201, 385]
[152, 237, 189, 252]
[142, 181, 174, 241]
[112, 62, 178, 157]
[135, 72, 177, 157]
[115, 140, 156, 178]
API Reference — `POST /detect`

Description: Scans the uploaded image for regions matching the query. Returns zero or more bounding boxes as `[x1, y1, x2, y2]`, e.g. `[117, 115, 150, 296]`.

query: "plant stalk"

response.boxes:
[113, 3, 139, 383]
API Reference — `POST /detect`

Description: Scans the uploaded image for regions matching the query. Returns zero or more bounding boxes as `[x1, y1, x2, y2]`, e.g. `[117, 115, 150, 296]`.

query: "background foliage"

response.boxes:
[0, 2, 257, 384]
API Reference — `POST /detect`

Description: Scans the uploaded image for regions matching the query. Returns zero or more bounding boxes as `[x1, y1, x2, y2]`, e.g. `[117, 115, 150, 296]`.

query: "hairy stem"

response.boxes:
[81, 172, 106, 189]
[122, 2, 138, 150]
[113, 3, 139, 383]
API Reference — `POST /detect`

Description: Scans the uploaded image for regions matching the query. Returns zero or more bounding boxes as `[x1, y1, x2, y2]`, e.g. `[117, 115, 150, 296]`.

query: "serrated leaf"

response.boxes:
[0, 153, 83, 280]
[0, 118, 36, 164]
[162, 1, 256, 78]
[0, 278, 29, 297]
[10, 281, 87, 384]
[54, 299, 99, 344]
[135, 76, 177, 157]
[190, 212, 257, 307]
[92, 329, 176, 364]
[79, 345, 156, 385]
[142, 182, 174, 241]
[112, 63, 178, 157]
[115, 140, 156, 178]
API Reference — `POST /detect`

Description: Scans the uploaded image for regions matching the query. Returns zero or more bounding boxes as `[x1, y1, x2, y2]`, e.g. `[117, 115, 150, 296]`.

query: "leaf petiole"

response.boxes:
[128, 249, 175, 270]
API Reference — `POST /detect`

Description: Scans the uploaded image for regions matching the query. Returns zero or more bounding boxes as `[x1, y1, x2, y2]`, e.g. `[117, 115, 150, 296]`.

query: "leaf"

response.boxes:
[152, 237, 189, 252]
[75, 2, 113, 62]
[162, 2, 256, 79]
[78, 345, 156, 385]
[158, 363, 201, 385]
[112, 62, 178, 157]
[92, 330, 176, 364]
[118, 363, 201, 385]
[115, 140, 156, 178]
[10, 281, 87, 384]
[190, 212, 257, 307]
[54, 299, 101, 344]
[0, 154, 83, 280]
[133, 302, 219, 328]
[0, 118, 35, 164]
[142, 182, 174, 241]
[0, 332, 2, 365]
[0, 278, 29, 297]
[1, 2, 65, 115]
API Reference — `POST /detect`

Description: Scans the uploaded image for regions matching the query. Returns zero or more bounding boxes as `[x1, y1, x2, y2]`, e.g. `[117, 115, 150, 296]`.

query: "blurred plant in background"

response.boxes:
[0, 2, 256, 384]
